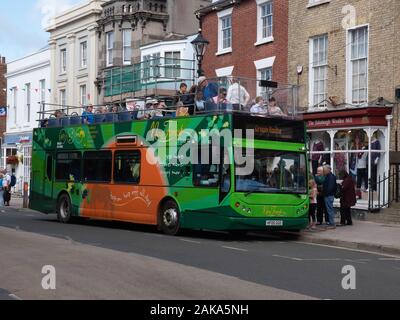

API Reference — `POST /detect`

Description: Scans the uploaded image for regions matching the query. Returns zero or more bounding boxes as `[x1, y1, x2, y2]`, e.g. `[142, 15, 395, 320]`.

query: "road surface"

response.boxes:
[0, 206, 399, 300]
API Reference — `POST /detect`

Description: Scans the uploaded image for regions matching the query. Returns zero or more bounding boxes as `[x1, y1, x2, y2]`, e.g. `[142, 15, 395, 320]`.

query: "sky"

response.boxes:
[0, 0, 84, 62]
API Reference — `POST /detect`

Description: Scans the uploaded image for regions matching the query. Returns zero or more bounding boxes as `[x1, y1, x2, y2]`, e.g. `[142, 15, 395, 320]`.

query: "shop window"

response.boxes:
[309, 132, 330, 175]
[83, 151, 112, 182]
[348, 129, 368, 181]
[114, 150, 141, 184]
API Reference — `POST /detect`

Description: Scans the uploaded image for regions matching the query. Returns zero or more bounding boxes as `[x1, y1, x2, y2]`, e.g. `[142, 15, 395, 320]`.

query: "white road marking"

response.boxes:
[294, 241, 400, 258]
[142, 233, 164, 238]
[379, 258, 400, 261]
[301, 258, 341, 262]
[272, 254, 302, 261]
[344, 259, 367, 264]
[222, 246, 248, 252]
[180, 239, 201, 244]
[8, 294, 22, 300]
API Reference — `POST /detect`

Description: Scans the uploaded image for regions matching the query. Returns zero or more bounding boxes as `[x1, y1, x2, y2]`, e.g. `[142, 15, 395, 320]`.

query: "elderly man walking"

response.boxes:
[323, 165, 337, 229]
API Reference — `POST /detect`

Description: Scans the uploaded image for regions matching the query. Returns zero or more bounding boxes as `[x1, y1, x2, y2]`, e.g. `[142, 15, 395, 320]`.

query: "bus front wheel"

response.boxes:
[57, 194, 72, 224]
[159, 200, 180, 236]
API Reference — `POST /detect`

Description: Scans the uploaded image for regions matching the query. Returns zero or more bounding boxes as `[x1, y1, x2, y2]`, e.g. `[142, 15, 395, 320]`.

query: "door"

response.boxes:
[43, 154, 54, 207]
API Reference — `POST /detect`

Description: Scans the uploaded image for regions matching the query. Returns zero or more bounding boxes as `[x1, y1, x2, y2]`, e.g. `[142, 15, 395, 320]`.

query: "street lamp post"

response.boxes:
[191, 29, 209, 78]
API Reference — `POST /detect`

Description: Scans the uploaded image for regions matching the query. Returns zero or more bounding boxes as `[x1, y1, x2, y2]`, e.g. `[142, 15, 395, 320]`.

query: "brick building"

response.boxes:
[0, 55, 7, 139]
[197, 0, 289, 99]
[288, 0, 399, 210]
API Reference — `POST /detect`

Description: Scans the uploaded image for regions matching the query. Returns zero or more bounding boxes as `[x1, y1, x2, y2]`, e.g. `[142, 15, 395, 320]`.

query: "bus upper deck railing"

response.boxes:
[37, 77, 302, 128]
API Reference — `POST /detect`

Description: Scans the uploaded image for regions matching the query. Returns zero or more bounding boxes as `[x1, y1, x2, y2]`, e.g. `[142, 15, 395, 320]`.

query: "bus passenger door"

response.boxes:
[111, 150, 148, 222]
[42, 153, 54, 212]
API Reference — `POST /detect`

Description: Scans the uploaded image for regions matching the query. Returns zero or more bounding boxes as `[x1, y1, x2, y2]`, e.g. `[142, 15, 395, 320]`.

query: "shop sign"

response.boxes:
[306, 116, 378, 129]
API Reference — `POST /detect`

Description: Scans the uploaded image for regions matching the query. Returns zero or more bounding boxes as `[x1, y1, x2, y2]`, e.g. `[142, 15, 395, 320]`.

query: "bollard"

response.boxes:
[23, 182, 29, 208]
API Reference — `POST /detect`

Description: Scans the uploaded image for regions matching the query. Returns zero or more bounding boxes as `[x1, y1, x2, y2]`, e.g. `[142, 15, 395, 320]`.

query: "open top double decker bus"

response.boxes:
[29, 77, 309, 235]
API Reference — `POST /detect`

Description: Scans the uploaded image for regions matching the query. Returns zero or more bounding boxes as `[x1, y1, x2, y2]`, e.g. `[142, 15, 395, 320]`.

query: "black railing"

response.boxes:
[368, 166, 400, 212]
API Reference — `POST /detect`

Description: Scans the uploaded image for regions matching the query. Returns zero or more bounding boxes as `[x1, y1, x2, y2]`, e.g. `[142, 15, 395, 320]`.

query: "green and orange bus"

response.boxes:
[29, 112, 309, 235]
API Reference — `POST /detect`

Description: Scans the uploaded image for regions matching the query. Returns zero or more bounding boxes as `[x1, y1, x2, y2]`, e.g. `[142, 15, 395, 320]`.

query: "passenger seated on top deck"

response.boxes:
[267, 97, 285, 117]
[40, 119, 48, 128]
[82, 104, 94, 124]
[151, 100, 165, 118]
[212, 87, 228, 105]
[110, 104, 119, 113]
[97, 106, 108, 114]
[54, 109, 65, 118]
[250, 96, 267, 114]
[173, 83, 192, 107]
[185, 84, 197, 115]
[194, 89, 205, 112]
[176, 101, 189, 117]
[137, 98, 153, 120]
[226, 77, 250, 109]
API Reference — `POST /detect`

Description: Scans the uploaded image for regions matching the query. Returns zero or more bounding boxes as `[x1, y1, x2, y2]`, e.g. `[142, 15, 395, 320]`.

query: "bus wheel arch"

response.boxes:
[56, 192, 73, 224]
[157, 197, 181, 236]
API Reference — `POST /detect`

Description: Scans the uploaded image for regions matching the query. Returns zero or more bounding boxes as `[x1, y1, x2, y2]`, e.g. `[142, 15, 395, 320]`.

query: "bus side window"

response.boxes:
[83, 151, 112, 182]
[193, 145, 220, 187]
[56, 152, 82, 181]
[46, 155, 53, 180]
[114, 150, 141, 184]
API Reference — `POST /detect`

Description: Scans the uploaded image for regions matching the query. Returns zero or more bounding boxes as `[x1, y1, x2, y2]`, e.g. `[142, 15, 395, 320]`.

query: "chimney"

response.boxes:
[0, 56, 5, 64]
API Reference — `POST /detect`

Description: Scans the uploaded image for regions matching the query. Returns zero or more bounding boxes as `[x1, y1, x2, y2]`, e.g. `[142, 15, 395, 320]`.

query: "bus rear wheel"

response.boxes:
[159, 200, 180, 236]
[57, 194, 72, 223]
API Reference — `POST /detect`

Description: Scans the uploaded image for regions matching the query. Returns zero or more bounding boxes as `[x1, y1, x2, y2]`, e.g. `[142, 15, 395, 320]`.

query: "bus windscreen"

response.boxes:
[235, 149, 307, 195]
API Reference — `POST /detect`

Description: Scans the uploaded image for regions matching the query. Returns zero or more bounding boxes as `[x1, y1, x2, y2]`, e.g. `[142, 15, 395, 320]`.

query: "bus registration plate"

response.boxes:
[266, 220, 283, 227]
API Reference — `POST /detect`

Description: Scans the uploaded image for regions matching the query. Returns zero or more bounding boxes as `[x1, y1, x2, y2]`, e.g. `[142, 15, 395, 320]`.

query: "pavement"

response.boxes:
[299, 221, 400, 256]
[1, 203, 400, 299]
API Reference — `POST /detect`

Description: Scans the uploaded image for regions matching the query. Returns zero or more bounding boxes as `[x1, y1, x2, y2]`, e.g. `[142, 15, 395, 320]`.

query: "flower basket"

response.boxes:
[6, 155, 19, 165]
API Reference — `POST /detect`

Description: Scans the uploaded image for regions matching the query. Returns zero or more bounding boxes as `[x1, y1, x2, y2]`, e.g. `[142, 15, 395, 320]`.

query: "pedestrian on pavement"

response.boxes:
[314, 166, 328, 225]
[339, 170, 357, 226]
[0, 173, 4, 207]
[308, 177, 318, 230]
[2, 169, 11, 206]
[323, 165, 337, 229]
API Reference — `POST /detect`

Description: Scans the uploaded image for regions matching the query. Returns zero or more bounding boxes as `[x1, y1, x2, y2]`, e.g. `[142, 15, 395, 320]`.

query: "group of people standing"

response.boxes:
[308, 165, 356, 230]
[174, 77, 287, 117]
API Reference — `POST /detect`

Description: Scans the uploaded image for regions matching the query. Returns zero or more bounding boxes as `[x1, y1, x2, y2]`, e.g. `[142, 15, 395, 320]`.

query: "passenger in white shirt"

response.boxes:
[226, 78, 250, 108]
[250, 96, 267, 114]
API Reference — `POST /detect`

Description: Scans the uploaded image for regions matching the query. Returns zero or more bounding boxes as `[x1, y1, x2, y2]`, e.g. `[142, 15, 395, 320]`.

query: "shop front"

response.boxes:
[303, 107, 393, 210]
[2, 132, 33, 193]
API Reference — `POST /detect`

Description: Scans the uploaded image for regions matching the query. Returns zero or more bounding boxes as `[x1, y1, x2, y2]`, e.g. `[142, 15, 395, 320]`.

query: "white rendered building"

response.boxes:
[4, 47, 51, 190]
[46, 0, 106, 111]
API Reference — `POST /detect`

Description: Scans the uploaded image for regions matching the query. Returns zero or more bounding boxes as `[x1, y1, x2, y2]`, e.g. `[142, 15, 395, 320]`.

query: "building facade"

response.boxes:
[0, 55, 7, 164]
[97, 0, 210, 104]
[46, 0, 106, 111]
[4, 48, 50, 191]
[198, 0, 289, 100]
[288, 0, 399, 209]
